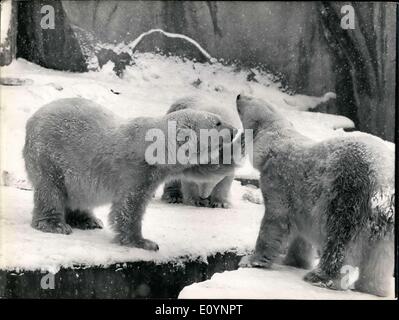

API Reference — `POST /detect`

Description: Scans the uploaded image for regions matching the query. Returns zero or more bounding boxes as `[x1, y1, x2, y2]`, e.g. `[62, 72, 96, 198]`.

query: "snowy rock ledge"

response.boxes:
[178, 266, 395, 300]
[0, 182, 263, 298]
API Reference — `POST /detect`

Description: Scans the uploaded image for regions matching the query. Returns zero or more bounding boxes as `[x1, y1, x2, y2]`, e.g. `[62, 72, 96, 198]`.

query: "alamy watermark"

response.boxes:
[40, 271, 55, 290]
[144, 121, 253, 166]
[40, 5, 55, 30]
[341, 5, 355, 30]
[40, 4, 355, 31]
[340, 265, 359, 290]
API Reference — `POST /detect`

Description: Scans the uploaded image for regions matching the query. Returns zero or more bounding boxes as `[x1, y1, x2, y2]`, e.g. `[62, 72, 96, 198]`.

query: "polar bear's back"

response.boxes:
[320, 133, 394, 189]
[26, 98, 119, 132]
[23, 98, 121, 184]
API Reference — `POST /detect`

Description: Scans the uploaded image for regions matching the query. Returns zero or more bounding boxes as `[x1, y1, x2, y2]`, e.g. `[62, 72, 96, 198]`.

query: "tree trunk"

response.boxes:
[0, 0, 18, 66]
[16, 0, 87, 72]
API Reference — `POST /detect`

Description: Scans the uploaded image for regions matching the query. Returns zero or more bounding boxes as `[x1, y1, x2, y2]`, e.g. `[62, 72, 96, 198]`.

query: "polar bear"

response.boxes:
[23, 98, 236, 250]
[162, 95, 243, 208]
[237, 94, 394, 297]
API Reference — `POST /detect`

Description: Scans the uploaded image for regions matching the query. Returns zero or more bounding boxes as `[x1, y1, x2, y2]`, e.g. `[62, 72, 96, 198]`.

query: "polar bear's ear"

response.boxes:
[167, 101, 188, 114]
[236, 94, 246, 115]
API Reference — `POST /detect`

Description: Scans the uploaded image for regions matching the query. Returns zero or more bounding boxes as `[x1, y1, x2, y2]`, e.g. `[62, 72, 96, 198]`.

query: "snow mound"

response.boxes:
[178, 266, 394, 300]
[283, 91, 336, 111]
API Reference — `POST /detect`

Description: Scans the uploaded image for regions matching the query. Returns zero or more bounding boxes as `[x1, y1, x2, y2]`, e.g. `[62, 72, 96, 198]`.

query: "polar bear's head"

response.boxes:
[168, 95, 243, 130]
[236, 94, 291, 136]
[165, 109, 238, 166]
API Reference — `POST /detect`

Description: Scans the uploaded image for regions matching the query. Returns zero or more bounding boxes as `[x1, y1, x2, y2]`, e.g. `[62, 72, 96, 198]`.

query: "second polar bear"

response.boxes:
[162, 95, 243, 208]
[236, 94, 394, 297]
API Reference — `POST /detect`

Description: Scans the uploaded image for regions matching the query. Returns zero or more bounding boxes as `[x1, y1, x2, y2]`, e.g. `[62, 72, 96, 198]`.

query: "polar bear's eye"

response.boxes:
[216, 121, 222, 127]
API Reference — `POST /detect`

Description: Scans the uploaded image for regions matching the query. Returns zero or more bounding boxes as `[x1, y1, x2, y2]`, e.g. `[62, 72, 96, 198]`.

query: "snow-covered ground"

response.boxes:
[0, 54, 395, 299]
[0, 182, 263, 273]
[178, 266, 394, 300]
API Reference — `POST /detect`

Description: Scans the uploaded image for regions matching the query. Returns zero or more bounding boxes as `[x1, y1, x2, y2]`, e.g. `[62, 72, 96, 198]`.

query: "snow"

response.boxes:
[106, 29, 213, 60]
[0, 181, 263, 273]
[178, 266, 394, 300]
[0, 53, 394, 279]
[283, 91, 336, 111]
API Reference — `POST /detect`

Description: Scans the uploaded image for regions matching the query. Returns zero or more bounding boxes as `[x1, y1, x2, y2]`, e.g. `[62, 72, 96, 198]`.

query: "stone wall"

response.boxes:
[0, 252, 241, 298]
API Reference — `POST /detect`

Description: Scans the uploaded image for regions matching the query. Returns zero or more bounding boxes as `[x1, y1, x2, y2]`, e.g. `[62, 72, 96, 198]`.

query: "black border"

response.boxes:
[0, 0, 398, 312]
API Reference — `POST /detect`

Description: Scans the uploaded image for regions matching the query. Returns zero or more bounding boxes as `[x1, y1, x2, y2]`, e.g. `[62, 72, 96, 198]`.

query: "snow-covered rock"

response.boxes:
[178, 266, 394, 300]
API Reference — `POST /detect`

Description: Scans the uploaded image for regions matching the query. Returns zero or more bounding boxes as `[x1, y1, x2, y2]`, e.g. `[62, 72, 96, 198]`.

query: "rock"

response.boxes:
[0, 77, 34, 86]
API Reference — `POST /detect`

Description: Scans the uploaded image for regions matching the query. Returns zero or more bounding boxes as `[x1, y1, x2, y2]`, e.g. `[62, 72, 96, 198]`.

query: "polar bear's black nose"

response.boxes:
[236, 94, 241, 101]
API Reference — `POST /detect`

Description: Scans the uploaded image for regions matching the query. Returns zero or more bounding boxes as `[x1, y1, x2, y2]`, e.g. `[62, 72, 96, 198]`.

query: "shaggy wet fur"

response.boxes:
[23, 98, 235, 250]
[237, 95, 394, 297]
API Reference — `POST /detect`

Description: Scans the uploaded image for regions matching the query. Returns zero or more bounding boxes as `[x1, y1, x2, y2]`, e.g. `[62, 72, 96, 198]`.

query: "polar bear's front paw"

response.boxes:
[66, 211, 103, 230]
[239, 254, 273, 269]
[116, 234, 159, 251]
[238, 255, 253, 267]
[33, 219, 72, 235]
[303, 269, 342, 290]
[162, 192, 183, 204]
[193, 197, 210, 207]
[162, 182, 183, 204]
[184, 196, 208, 207]
[78, 216, 104, 230]
[190, 197, 231, 208]
[209, 199, 231, 208]
[134, 238, 160, 251]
